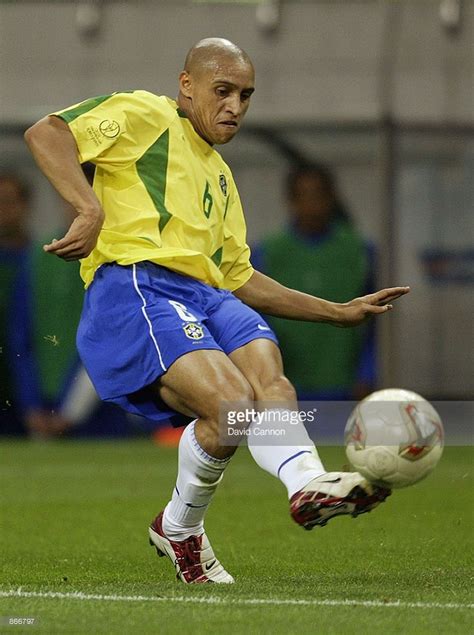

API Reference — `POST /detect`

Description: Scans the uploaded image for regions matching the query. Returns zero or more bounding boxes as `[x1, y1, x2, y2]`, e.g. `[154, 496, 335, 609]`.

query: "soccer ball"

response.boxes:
[344, 388, 444, 488]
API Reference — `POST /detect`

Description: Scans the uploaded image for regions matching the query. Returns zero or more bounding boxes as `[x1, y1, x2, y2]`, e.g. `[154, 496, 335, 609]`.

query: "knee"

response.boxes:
[216, 373, 255, 405]
[194, 375, 253, 448]
[204, 371, 255, 423]
[256, 373, 297, 402]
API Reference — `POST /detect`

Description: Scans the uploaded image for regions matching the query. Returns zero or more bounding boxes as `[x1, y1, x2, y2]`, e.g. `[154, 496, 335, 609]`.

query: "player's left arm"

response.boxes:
[234, 269, 410, 328]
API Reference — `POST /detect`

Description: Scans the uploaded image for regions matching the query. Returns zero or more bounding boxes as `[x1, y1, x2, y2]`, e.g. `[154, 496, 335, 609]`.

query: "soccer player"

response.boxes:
[252, 163, 377, 401]
[25, 38, 409, 584]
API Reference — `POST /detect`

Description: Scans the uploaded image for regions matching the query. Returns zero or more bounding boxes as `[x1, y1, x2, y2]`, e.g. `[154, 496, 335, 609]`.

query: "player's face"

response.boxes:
[290, 174, 335, 232]
[180, 59, 255, 145]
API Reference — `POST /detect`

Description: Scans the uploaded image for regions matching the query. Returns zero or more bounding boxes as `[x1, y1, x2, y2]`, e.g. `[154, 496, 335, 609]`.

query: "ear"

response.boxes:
[179, 71, 193, 98]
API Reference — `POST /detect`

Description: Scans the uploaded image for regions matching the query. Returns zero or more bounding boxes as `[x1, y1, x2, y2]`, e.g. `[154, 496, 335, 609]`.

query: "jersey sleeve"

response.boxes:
[52, 91, 174, 170]
[219, 177, 254, 291]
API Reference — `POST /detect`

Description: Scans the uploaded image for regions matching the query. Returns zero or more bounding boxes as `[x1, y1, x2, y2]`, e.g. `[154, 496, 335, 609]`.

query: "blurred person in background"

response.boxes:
[253, 163, 376, 401]
[0, 173, 31, 434]
[10, 164, 134, 438]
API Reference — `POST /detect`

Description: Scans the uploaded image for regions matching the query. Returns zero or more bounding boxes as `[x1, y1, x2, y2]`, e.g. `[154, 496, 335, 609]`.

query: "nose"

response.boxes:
[225, 94, 242, 117]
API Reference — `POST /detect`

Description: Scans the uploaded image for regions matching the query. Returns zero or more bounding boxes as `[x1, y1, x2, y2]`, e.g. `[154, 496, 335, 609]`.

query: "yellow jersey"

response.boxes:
[53, 90, 253, 290]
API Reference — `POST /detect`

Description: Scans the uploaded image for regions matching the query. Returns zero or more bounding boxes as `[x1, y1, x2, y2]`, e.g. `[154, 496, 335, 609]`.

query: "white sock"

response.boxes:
[247, 409, 326, 498]
[162, 420, 230, 541]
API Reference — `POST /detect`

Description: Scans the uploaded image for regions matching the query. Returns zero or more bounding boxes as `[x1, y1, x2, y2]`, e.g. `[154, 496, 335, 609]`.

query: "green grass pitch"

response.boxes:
[0, 440, 472, 634]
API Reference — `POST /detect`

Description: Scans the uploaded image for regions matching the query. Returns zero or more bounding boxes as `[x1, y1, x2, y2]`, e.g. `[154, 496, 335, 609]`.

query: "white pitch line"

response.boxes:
[0, 589, 472, 611]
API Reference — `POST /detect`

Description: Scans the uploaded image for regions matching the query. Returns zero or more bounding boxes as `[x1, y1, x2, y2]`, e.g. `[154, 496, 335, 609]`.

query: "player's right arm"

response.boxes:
[24, 116, 104, 260]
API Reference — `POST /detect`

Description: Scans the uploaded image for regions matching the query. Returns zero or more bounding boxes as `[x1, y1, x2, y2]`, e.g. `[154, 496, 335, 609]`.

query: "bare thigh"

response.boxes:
[229, 338, 297, 406]
[150, 349, 254, 458]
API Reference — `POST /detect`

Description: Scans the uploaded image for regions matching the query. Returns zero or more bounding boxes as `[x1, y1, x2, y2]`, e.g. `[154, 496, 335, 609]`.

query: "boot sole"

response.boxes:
[293, 484, 390, 530]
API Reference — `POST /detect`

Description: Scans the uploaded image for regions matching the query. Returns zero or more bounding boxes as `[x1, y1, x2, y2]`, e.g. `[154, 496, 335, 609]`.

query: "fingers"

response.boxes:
[43, 214, 101, 260]
[368, 286, 410, 305]
[60, 251, 86, 261]
[380, 288, 410, 304]
[43, 235, 90, 260]
[43, 236, 72, 253]
[43, 241, 87, 260]
[377, 286, 410, 299]
[366, 303, 393, 315]
[43, 237, 60, 251]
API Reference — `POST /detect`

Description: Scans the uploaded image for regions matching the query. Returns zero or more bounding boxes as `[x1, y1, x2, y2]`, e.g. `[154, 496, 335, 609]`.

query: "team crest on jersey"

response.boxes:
[99, 119, 120, 138]
[183, 323, 204, 340]
[219, 173, 228, 196]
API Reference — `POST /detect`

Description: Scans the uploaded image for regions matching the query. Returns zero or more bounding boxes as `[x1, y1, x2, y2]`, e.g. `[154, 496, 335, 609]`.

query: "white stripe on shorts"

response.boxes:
[132, 264, 167, 372]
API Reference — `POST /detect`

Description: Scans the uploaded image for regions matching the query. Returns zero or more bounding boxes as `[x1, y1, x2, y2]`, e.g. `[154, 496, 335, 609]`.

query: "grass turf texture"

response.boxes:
[0, 441, 472, 634]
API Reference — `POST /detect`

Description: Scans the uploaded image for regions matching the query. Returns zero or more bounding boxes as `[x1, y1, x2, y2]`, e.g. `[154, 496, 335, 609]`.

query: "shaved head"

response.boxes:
[184, 38, 253, 76]
[178, 38, 255, 145]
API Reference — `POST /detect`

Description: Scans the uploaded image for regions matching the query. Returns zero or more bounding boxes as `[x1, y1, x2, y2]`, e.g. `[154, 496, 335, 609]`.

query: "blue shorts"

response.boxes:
[77, 262, 278, 423]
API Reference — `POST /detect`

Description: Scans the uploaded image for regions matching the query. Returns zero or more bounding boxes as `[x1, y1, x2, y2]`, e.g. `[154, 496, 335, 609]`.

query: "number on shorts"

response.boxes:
[168, 300, 198, 322]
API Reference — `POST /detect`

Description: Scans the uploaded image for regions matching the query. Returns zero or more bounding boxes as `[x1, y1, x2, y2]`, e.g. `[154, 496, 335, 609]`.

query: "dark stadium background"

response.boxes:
[1, 0, 472, 400]
[0, 3, 472, 634]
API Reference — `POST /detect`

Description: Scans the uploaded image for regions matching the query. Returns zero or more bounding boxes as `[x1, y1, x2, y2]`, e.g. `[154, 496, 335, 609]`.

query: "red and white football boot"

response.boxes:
[290, 471, 390, 530]
[149, 511, 234, 584]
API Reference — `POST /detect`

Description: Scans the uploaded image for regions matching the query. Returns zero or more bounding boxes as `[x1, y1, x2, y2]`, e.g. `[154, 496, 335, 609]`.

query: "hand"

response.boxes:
[337, 286, 410, 327]
[43, 209, 104, 261]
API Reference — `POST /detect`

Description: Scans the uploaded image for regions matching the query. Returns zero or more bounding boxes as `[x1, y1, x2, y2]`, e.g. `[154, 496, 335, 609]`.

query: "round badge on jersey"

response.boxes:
[99, 120, 121, 138]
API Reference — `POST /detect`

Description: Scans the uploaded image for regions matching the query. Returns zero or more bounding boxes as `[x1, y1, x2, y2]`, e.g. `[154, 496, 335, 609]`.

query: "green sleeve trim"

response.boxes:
[211, 247, 223, 267]
[136, 130, 172, 233]
[56, 94, 115, 124]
